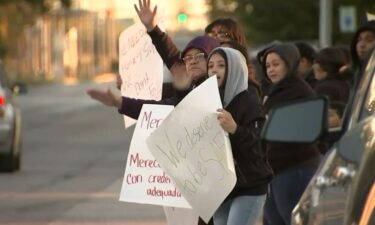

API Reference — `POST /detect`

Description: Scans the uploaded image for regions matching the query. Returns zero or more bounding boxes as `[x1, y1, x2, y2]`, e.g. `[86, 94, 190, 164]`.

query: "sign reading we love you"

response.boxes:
[119, 104, 191, 208]
[118, 23, 163, 127]
[146, 76, 237, 223]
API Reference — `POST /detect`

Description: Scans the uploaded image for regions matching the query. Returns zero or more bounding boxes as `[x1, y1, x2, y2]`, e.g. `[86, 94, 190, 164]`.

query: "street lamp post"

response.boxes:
[319, 0, 332, 48]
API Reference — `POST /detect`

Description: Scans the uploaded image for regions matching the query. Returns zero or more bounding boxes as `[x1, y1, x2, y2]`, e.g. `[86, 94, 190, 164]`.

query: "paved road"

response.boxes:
[0, 82, 166, 225]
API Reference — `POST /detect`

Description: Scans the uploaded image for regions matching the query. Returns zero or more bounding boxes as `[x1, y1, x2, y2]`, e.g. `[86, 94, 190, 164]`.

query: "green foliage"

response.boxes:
[207, 0, 375, 46]
[60, 0, 72, 8]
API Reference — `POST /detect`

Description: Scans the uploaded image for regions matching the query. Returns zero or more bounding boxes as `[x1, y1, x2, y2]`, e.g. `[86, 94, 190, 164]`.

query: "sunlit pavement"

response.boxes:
[0, 178, 167, 225]
[0, 187, 262, 225]
[0, 82, 263, 225]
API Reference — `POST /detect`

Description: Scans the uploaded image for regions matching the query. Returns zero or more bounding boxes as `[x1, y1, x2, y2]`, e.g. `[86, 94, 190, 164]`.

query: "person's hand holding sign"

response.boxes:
[217, 108, 237, 134]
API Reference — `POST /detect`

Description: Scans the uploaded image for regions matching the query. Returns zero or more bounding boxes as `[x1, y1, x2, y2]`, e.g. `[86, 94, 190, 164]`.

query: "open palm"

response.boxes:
[134, 0, 157, 31]
[87, 88, 119, 107]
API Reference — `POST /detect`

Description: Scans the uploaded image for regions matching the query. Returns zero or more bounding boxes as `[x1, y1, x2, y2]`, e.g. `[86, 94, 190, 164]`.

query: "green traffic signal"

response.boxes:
[177, 13, 188, 23]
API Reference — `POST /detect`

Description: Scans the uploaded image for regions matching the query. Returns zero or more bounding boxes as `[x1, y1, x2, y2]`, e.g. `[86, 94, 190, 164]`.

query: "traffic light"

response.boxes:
[177, 12, 188, 23]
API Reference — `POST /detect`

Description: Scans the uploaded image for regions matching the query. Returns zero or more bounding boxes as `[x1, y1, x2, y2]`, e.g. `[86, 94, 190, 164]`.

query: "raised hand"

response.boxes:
[86, 88, 122, 108]
[134, 0, 157, 32]
[217, 109, 237, 134]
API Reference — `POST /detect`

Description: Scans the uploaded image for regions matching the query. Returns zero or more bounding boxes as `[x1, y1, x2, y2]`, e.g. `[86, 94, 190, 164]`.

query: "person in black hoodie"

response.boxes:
[295, 41, 317, 88]
[350, 20, 375, 89]
[313, 47, 351, 103]
[208, 47, 272, 225]
[261, 43, 321, 225]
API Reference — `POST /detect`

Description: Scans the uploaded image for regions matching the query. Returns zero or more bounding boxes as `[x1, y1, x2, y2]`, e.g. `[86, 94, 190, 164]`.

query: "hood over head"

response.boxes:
[208, 47, 248, 107]
[350, 20, 375, 66]
[262, 43, 301, 83]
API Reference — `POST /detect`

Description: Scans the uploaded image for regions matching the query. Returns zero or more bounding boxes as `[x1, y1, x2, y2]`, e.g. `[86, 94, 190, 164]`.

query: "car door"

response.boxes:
[290, 48, 375, 225]
[306, 48, 375, 225]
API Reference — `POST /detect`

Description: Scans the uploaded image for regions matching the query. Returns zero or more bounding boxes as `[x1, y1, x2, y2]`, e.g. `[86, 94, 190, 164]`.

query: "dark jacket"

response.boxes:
[262, 43, 321, 174]
[210, 47, 272, 199]
[350, 20, 375, 69]
[263, 75, 315, 112]
[314, 75, 351, 103]
[148, 26, 181, 69]
[227, 90, 272, 198]
[304, 69, 317, 88]
[147, 26, 181, 99]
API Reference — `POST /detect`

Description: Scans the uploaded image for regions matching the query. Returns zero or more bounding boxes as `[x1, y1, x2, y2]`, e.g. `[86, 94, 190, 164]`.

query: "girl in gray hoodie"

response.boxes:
[208, 47, 272, 225]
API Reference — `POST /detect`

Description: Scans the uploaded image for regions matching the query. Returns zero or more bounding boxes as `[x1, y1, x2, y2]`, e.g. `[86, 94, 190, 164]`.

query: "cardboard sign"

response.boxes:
[119, 23, 163, 127]
[119, 104, 191, 208]
[146, 76, 237, 222]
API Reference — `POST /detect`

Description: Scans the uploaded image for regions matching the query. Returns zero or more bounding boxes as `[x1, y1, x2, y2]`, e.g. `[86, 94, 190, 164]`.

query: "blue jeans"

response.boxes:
[213, 194, 266, 225]
[263, 166, 317, 225]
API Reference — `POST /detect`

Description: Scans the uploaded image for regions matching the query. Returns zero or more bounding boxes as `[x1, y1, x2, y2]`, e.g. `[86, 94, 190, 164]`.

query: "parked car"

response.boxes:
[261, 47, 375, 225]
[0, 60, 22, 172]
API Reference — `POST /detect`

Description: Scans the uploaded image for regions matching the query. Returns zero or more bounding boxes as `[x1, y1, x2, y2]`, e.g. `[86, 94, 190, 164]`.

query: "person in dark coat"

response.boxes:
[208, 47, 272, 225]
[295, 41, 317, 88]
[261, 43, 322, 225]
[313, 47, 351, 103]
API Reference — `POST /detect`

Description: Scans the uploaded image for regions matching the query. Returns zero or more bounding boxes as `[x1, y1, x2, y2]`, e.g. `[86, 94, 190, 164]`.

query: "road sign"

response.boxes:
[339, 6, 356, 33]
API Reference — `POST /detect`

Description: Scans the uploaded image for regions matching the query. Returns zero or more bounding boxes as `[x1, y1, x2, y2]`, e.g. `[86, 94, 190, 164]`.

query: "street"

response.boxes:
[0, 82, 166, 225]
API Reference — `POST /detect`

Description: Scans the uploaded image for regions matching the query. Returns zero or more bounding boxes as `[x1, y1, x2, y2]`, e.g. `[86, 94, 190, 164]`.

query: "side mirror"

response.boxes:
[261, 97, 329, 143]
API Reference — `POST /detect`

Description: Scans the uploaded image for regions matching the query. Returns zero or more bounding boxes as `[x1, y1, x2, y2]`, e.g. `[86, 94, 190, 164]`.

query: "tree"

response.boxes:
[207, 0, 375, 46]
[332, 0, 375, 45]
[0, 0, 72, 58]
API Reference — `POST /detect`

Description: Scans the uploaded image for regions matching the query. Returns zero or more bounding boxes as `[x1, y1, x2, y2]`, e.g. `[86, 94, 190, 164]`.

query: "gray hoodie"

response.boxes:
[209, 47, 248, 107]
[262, 43, 301, 84]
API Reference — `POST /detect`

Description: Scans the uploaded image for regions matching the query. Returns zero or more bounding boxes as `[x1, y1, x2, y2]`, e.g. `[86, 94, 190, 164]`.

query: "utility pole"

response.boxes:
[319, 0, 332, 48]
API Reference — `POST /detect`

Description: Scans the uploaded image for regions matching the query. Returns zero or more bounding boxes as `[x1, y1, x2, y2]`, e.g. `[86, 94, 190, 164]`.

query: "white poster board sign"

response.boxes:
[119, 104, 190, 208]
[367, 12, 375, 21]
[119, 23, 163, 127]
[146, 76, 237, 222]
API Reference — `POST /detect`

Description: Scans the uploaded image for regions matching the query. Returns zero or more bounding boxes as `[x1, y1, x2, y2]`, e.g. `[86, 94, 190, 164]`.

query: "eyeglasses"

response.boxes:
[182, 52, 206, 64]
[207, 31, 231, 40]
